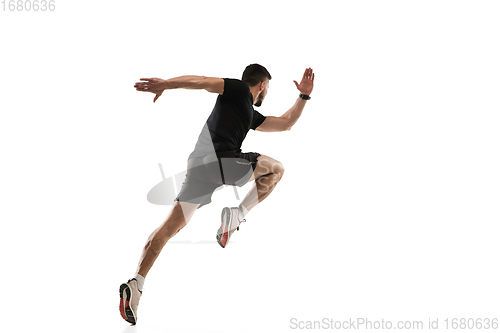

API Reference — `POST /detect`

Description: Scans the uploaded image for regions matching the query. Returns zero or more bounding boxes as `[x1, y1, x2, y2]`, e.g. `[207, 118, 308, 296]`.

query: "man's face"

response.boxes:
[254, 79, 269, 107]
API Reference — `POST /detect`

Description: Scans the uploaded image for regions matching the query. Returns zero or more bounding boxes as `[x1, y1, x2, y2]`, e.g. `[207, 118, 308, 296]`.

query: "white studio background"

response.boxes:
[1, 1, 499, 332]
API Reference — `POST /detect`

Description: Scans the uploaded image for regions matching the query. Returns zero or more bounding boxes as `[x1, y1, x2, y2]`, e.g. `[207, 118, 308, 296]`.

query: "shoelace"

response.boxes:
[127, 278, 143, 294]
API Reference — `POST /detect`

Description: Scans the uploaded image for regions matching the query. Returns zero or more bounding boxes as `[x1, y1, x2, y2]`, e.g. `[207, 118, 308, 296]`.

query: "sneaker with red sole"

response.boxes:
[216, 207, 245, 248]
[119, 278, 142, 325]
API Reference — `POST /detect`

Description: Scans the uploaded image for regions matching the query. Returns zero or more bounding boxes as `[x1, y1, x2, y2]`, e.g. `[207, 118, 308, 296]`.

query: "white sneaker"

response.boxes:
[119, 278, 142, 325]
[216, 207, 245, 248]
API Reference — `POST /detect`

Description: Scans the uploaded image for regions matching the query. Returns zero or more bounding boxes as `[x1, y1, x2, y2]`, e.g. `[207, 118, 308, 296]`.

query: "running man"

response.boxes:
[119, 64, 315, 325]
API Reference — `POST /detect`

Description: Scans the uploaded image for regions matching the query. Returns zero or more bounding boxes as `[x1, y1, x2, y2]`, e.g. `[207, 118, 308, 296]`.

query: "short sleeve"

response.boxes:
[251, 110, 266, 130]
[222, 78, 249, 99]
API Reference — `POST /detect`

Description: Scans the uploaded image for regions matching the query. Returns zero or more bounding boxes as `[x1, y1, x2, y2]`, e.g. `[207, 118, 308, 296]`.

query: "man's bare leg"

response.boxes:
[216, 155, 284, 248]
[136, 200, 199, 278]
[120, 200, 199, 325]
[240, 154, 285, 213]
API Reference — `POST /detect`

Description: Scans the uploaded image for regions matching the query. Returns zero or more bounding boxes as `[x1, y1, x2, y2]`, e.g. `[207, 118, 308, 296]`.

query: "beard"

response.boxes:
[254, 91, 266, 107]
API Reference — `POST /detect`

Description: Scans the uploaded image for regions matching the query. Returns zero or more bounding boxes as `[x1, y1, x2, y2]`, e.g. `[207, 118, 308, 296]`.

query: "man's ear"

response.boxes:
[260, 81, 266, 91]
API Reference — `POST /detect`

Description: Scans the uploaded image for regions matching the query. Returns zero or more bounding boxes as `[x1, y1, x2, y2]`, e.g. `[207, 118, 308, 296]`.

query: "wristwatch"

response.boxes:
[299, 93, 311, 100]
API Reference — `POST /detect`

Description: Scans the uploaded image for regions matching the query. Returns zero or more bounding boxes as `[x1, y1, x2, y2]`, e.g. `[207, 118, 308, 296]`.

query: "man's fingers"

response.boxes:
[153, 91, 163, 103]
[303, 68, 314, 80]
[135, 77, 164, 100]
[303, 67, 314, 80]
[135, 81, 150, 87]
[293, 80, 299, 89]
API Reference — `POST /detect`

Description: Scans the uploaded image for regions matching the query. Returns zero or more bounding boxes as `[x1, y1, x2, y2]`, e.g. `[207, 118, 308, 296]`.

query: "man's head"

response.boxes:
[242, 64, 271, 107]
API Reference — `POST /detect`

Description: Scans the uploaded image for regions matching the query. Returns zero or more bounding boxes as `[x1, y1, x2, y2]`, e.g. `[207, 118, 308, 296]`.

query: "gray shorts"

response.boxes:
[175, 150, 260, 208]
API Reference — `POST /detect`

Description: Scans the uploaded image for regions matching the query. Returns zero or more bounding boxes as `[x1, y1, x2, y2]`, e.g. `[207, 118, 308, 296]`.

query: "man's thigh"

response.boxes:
[247, 154, 285, 183]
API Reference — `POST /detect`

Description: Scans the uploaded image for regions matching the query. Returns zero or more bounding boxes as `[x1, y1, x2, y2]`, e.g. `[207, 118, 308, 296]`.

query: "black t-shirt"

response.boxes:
[189, 78, 266, 158]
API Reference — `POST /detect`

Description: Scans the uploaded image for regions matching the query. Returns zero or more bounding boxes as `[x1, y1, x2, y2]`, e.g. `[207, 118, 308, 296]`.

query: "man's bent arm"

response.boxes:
[256, 67, 314, 132]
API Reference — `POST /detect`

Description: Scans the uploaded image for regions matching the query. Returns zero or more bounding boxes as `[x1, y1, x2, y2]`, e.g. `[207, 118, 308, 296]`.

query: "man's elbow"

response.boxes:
[277, 117, 292, 131]
[283, 119, 295, 131]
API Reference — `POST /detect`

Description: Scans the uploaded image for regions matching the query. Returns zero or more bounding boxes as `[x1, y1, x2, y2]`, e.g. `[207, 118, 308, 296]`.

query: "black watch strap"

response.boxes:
[299, 93, 311, 100]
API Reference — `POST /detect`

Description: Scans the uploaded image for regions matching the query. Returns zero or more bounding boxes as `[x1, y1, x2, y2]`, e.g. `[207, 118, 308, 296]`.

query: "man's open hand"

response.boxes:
[134, 77, 167, 103]
[293, 67, 315, 96]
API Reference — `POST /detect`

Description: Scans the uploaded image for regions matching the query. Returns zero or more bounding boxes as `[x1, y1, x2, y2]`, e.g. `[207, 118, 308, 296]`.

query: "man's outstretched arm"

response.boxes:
[256, 67, 315, 132]
[134, 76, 224, 103]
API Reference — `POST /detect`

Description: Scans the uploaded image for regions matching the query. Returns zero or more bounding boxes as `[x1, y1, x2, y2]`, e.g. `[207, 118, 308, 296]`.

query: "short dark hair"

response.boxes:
[242, 64, 272, 87]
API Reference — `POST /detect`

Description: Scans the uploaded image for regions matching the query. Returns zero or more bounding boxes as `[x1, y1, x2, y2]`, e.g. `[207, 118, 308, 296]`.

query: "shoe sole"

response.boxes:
[119, 283, 137, 325]
[216, 207, 231, 248]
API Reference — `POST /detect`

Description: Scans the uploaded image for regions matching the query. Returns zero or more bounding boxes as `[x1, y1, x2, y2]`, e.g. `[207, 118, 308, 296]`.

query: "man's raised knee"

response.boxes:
[273, 161, 285, 180]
